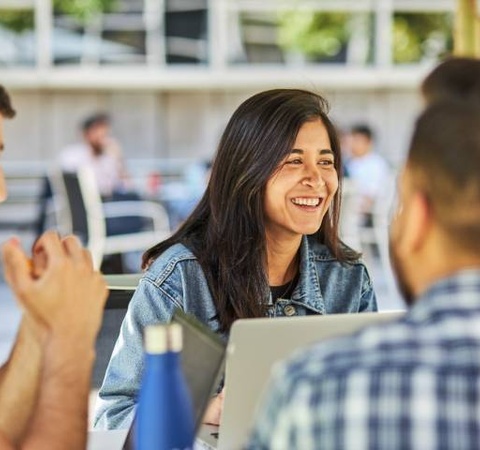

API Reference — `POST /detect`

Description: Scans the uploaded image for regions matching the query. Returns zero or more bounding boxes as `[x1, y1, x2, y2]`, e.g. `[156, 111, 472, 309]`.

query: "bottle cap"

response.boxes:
[144, 325, 168, 354]
[168, 323, 183, 353]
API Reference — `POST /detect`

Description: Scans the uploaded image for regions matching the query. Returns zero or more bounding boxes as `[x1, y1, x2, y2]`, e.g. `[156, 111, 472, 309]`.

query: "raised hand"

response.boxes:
[2, 231, 107, 345]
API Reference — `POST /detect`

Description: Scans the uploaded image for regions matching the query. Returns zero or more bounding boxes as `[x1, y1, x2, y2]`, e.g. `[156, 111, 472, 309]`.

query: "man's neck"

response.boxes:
[413, 254, 480, 300]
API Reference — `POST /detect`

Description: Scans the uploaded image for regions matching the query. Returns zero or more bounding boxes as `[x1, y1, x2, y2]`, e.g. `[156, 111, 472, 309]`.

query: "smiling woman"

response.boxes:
[264, 119, 338, 244]
[94, 89, 378, 430]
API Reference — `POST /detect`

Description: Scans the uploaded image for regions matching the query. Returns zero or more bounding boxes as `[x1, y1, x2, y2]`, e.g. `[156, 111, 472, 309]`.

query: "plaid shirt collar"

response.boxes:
[406, 268, 480, 324]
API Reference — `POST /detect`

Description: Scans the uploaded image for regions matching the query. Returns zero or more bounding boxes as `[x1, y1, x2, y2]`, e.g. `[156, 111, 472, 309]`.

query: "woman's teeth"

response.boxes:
[291, 197, 320, 207]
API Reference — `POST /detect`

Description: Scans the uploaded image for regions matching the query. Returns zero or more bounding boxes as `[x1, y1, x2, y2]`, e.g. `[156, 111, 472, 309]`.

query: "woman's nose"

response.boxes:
[301, 165, 325, 188]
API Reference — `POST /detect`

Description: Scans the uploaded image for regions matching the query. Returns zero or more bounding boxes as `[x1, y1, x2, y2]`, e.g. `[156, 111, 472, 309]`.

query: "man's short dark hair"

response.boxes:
[350, 124, 373, 140]
[422, 57, 480, 105]
[0, 85, 16, 119]
[408, 100, 480, 253]
[82, 112, 110, 132]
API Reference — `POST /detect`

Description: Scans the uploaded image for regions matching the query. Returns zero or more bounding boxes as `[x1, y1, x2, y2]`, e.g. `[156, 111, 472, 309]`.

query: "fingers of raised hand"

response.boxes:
[32, 241, 48, 278]
[2, 238, 31, 296]
[82, 248, 94, 268]
[95, 273, 109, 308]
[34, 233, 92, 275]
[62, 235, 90, 267]
[32, 230, 66, 271]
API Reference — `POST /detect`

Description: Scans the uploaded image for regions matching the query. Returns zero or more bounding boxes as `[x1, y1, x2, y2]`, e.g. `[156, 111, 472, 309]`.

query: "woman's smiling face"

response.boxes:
[264, 118, 338, 242]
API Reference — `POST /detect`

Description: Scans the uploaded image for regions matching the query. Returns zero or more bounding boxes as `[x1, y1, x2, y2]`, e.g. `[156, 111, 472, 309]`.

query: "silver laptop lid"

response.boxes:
[218, 311, 404, 449]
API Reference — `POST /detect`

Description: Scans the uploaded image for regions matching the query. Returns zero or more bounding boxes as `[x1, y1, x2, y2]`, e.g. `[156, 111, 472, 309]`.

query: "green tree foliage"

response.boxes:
[277, 9, 452, 64]
[54, 0, 117, 21]
[278, 10, 349, 60]
[0, 10, 34, 33]
[0, 0, 117, 33]
[393, 13, 453, 63]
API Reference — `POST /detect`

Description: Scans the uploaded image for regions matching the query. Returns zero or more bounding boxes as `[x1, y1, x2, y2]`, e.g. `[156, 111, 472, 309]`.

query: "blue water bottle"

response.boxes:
[136, 323, 195, 450]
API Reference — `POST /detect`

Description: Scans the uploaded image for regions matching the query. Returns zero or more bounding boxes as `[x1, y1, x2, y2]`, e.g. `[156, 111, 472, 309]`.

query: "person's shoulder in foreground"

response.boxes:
[247, 269, 480, 450]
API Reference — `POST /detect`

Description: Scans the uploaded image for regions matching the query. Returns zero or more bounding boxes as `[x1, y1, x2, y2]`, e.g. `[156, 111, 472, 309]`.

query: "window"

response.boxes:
[393, 11, 453, 64]
[0, 6, 35, 66]
[0, 0, 457, 83]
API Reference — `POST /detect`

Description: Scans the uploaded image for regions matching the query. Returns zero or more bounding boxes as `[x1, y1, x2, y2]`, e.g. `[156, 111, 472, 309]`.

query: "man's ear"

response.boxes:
[400, 190, 431, 255]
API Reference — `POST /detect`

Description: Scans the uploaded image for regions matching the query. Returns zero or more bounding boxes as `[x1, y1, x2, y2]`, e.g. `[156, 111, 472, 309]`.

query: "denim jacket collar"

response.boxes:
[273, 235, 332, 315]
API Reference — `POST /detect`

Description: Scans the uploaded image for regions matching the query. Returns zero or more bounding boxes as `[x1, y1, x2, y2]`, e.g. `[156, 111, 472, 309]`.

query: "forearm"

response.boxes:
[0, 317, 46, 445]
[21, 338, 95, 450]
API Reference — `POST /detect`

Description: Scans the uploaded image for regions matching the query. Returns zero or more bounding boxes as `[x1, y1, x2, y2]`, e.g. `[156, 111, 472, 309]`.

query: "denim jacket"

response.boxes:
[94, 236, 377, 429]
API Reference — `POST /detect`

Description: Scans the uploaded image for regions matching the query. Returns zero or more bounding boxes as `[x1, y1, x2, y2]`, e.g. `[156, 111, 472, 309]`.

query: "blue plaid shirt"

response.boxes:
[248, 269, 480, 450]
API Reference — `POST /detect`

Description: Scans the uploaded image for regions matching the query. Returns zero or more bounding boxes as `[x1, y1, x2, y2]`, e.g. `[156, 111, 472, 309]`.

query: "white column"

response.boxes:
[375, 0, 393, 67]
[144, 0, 165, 66]
[208, 0, 228, 69]
[35, 0, 53, 69]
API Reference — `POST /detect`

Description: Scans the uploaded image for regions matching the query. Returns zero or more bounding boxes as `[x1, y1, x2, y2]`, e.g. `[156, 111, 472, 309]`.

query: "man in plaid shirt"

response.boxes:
[248, 98, 480, 449]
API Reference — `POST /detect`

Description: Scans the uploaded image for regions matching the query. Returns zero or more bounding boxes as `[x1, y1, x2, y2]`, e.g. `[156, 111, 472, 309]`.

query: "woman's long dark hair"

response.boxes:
[143, 89, 358, 332]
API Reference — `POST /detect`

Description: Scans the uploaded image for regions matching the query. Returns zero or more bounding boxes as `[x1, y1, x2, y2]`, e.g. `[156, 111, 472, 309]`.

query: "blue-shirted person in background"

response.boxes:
[95, 89, 378, 430]
[248, 92, 480, 448]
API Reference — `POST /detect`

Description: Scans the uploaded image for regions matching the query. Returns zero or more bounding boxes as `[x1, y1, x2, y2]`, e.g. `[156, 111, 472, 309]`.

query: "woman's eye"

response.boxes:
[319, 159, 334, 166]
[286, 159, 302, 165]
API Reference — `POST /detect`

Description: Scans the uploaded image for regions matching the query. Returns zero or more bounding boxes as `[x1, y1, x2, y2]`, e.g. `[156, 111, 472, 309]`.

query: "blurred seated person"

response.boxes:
[50, 113, 145, 237]
[344, 124, 391, 226]
[60, 112, 129, 199]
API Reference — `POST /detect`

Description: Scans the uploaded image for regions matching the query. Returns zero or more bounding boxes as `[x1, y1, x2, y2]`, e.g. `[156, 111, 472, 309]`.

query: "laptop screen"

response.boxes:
[122, 308, 226, 449]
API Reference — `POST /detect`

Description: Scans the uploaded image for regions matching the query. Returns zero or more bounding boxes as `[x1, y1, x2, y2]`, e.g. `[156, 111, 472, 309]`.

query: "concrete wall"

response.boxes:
[3, 87, 422, 170]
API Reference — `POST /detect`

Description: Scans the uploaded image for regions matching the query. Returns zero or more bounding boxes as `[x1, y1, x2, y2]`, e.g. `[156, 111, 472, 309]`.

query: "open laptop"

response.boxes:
[122, 308, 226, 450]
[198, 311, 404, 449]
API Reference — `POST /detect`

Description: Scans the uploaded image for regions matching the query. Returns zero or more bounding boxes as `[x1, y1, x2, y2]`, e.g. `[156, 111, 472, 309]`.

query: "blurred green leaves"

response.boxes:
[54, 0, 117, 21]
[393, 13, 452, 63]
[0, 0, 117, 33]
[278, 11, 349, 60]
[0, 10, 34, 33]
[277, 9, 452, 64]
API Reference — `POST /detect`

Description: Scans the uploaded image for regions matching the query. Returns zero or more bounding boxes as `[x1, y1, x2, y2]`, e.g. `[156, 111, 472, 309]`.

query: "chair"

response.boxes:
[339, 179, 362, 250]
[50, 167, 171, 270]
[92, 274, 141, 388]
[340, 177, 399, 305]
